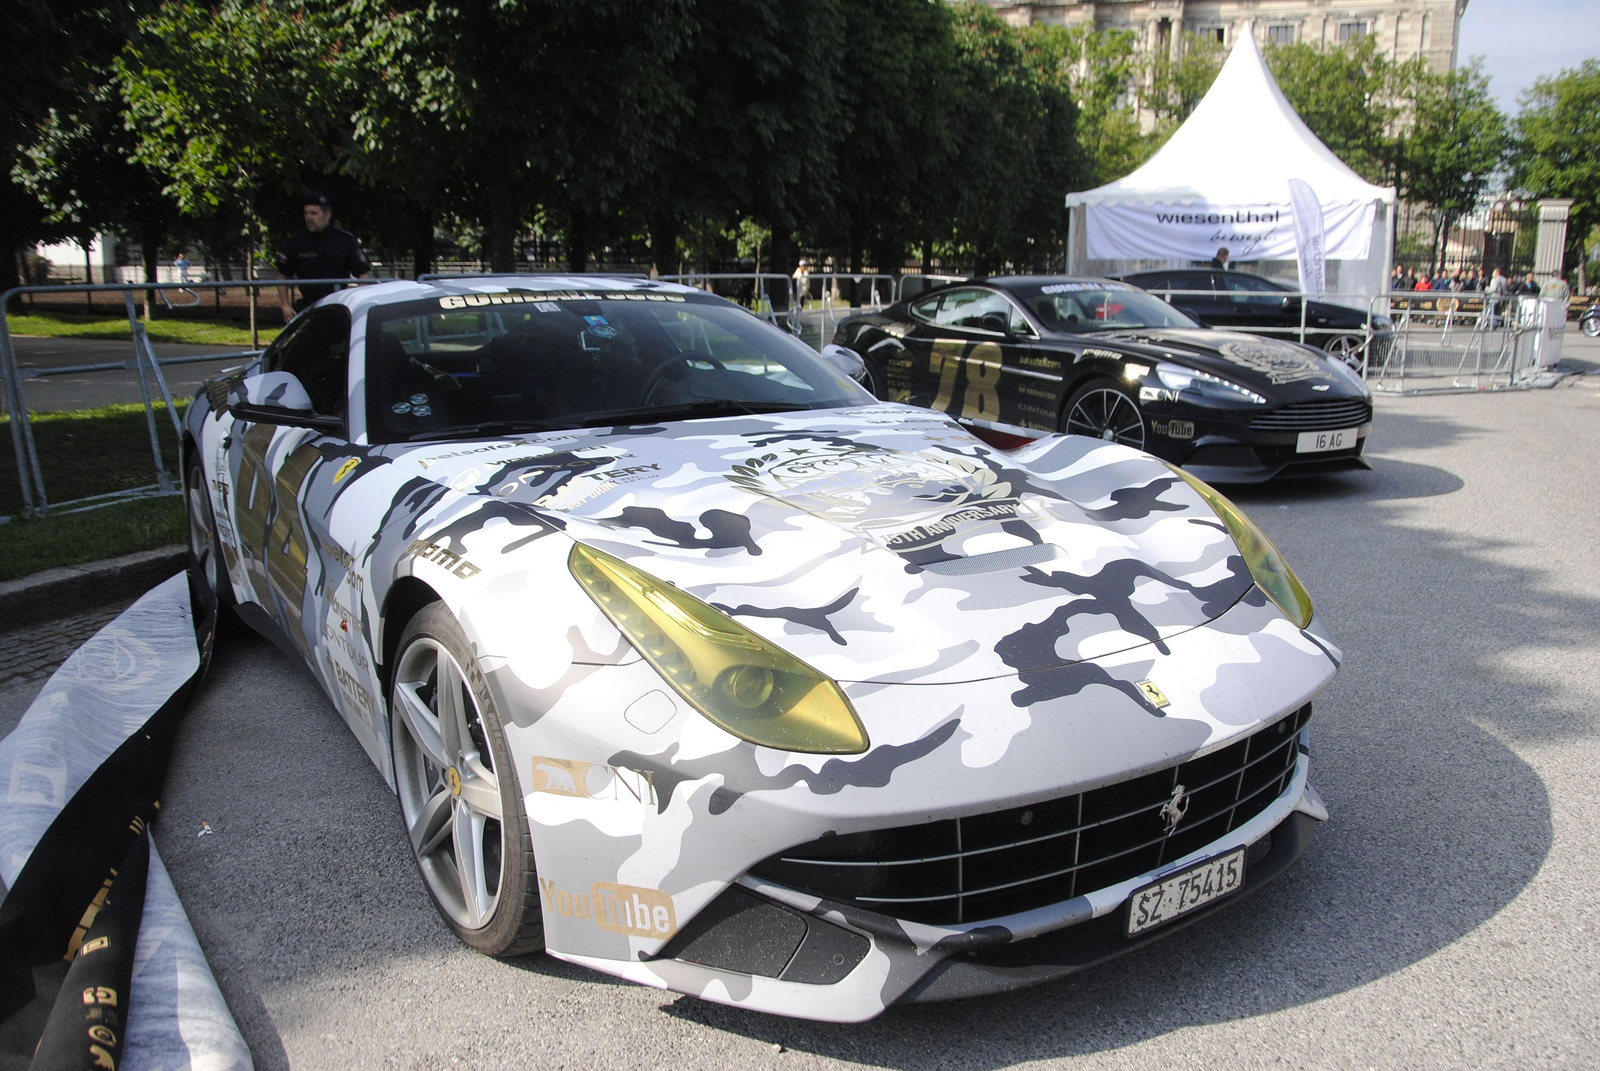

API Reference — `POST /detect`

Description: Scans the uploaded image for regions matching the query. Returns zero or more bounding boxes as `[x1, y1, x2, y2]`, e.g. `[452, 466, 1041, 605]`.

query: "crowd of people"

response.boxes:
[1390, 265, 1543, 295]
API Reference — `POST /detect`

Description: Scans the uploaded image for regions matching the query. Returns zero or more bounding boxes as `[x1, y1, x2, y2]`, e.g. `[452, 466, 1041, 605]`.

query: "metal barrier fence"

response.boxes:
[1, 278, 385, 520]
[657, 273, 797, 330]
[1366, 290, 1558, 393]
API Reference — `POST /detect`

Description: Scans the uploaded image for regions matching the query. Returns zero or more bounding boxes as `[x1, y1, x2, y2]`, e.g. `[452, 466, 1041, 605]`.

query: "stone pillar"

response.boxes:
[1534, 199, 1573, 282]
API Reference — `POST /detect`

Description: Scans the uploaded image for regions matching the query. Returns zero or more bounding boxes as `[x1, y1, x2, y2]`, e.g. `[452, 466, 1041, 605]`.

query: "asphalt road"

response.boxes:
[4, 343, 1599, 1069]
[5, 336, 256, 412]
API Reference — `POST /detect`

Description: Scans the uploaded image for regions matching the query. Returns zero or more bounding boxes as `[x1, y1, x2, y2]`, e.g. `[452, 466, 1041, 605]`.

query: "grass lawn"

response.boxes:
[0, 496, 186, 581]
[1, 401, 192, 579]
[8, 309, 280, 347]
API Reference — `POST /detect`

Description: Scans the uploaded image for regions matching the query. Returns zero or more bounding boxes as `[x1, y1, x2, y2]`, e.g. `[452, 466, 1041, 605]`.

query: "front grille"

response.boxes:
[1249, 399, 1372, 432]
[749, 705, 1311, 926]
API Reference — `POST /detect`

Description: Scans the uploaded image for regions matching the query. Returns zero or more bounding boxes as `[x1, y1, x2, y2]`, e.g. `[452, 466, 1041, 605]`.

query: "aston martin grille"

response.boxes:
[749, 705, 1311, 926]
[1249, 399, 1372, 432]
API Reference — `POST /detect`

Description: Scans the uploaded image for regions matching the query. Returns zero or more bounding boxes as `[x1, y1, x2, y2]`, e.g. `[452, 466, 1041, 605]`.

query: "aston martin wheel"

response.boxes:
[185, 453, 228, 610]
[1324, 333, 1365, 369]
[1063, 379, 1146, 450]
[390, 602, 543, 955]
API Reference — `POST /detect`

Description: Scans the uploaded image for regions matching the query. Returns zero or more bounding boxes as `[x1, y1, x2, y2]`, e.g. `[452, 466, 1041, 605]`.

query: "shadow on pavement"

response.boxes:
[651, 412, 1565, 1065]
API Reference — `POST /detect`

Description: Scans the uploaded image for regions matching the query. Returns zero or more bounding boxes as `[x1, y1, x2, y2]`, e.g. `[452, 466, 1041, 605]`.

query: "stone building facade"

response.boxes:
[986, 0, 1468, 74]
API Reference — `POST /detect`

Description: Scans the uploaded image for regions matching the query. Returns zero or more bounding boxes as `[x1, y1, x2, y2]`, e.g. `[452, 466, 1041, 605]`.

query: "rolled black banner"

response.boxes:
[0, 575, 215, 1070]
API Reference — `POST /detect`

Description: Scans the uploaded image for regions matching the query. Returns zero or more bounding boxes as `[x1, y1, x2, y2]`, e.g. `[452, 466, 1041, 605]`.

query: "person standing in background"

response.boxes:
[277, 192, 370, 322]
[1209, 247, 1230, 270]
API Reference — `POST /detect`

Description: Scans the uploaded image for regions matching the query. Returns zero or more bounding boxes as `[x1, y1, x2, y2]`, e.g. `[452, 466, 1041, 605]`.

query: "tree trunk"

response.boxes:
[648, 215, 678, 278]
[567, 209, 589, 273]
[411, 204, 436, 279]
[487, 151, 516, 273]
[84, 239, 94, 309]
[848, 223, 865, 309]
[770, 232, 795, 312]
[141, 225, 162, 321]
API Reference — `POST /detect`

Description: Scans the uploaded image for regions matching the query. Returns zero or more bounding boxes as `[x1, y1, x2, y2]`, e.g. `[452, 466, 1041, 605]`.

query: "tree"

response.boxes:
[1, 0, 151, 293]
[1403, 61, 1508, 272]
[1267, 34, 1402, 187]
[1144, 33, 1225, 130]
[815, 0, 951, 284]
[116, 0, 350, 275]
[15, 78, 184, 296]
[937, 3, 1084, 274]
[1511, 59, 1600, 281]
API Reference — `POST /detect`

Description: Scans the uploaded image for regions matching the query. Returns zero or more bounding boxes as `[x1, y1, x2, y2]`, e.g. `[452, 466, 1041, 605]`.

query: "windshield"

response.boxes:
[1019, 282, 1198, 333]
[365, 289, 872, 443]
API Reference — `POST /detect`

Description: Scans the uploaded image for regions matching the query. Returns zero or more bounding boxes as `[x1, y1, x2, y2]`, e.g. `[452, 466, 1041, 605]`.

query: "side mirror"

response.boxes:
[227, 371, 341, 431]
[820, 343, 866, 382]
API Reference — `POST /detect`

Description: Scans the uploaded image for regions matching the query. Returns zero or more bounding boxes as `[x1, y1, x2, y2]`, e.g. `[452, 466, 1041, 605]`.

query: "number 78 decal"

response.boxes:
[930, 340, 1003, 420]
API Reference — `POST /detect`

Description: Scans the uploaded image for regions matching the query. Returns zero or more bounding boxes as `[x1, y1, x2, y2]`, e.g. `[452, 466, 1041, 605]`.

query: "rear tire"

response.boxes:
[1324, 333, 1365, 370]
[1582, 315, 1600, 339]
[390, 603, 543, 956]
[185, 453, 230, 612]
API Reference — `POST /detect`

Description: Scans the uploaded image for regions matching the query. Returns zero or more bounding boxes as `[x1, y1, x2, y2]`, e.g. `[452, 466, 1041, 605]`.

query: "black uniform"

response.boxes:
[277, 225, 371, 309]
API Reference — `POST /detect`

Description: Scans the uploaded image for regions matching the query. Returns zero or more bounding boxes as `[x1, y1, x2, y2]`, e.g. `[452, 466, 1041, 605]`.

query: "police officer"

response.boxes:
[277, 192, 371, 322]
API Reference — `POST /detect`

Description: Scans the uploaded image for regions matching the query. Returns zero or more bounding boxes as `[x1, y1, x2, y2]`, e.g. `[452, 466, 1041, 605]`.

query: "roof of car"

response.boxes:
[323, 274, 708, 317]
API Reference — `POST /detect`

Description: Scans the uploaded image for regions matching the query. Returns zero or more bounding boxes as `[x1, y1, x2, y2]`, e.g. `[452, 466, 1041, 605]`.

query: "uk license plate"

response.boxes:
[1296, 427, 1356, 453]
[1126, 848, 1245, 936]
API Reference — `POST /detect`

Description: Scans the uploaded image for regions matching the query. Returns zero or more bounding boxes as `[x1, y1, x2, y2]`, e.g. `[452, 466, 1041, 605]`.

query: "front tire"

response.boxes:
[1582, 315, 1600, 339]
[390, 603, 543, 956]
[1062, 378, 1146, 451]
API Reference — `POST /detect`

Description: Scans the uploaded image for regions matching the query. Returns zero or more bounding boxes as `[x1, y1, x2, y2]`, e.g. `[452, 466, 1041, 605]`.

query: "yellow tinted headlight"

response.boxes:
[1168, 465, 1314, 628]
[569, 543, 869, 754]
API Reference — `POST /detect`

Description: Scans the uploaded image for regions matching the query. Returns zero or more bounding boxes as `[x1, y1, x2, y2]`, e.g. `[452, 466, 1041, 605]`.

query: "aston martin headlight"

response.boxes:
[1167, 465, 1314, 628]
[1155, 362, 1266, 405]
[569, 543, 868, 754]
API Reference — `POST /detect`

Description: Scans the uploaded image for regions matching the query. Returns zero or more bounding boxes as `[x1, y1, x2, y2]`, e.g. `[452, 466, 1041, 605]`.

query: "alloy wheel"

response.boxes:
[392, 638, 505, 930]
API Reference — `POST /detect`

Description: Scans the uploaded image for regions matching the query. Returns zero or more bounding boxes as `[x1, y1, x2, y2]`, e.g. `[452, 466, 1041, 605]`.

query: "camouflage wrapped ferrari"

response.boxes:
[182, 275, 1337, 1022]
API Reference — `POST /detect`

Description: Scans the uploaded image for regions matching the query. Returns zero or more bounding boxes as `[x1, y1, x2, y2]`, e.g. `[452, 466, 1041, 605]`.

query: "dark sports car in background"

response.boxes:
[832, 276, 1374, 484]
[1115, 268, 1392, 366]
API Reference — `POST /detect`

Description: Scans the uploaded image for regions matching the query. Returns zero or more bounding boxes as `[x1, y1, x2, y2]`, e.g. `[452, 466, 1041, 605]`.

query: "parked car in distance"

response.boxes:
[1116, 268, 1391, 367]
[833, 276, 1374, 485]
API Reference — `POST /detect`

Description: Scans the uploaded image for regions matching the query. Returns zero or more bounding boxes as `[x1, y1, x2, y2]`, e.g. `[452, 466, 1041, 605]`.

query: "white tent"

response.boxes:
[1065, 23, 1397, 298]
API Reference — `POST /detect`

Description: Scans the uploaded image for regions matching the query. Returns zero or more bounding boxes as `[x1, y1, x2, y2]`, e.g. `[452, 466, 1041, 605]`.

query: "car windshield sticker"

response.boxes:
[1216, 339, 1322, 384]
[436, 290, 686, 310]
[535, 301, 562, 313]
[584, 315, 619, 339]
[1040, 281, 1131, 294]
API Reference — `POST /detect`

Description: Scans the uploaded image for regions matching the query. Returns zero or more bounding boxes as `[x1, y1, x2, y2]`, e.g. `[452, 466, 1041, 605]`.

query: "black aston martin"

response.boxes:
[829, 276, 1373, 484]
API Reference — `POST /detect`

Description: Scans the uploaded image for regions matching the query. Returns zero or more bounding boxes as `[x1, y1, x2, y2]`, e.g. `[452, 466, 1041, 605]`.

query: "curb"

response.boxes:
[0, 545, 187, 628]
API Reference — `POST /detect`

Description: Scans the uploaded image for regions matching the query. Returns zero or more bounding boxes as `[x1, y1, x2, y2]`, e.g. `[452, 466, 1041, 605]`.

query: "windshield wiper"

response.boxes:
[405, 420, 565, 442]
[403, 400, 818, 442]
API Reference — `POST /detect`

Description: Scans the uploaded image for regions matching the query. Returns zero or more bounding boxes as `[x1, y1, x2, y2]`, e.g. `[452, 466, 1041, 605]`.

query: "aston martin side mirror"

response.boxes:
[820, 343, 866, 382]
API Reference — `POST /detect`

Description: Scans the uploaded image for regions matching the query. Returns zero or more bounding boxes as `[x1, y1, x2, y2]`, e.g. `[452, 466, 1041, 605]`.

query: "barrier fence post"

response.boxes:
[123, 292, 174, 493]
[0, 293, 44, 516]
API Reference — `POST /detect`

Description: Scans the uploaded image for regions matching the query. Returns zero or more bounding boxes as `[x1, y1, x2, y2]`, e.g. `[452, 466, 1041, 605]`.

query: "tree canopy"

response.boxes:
[5, 2, 1568, 286]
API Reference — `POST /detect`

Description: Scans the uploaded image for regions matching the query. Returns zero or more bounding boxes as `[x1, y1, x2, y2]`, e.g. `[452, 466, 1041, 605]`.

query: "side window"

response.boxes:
[1007, 299, 1035, 337]
[266, 306, 351, 418]
[933, 288, 1010, 332]
[1224, 273, 1288, 305]
[909, 293, 942, 321]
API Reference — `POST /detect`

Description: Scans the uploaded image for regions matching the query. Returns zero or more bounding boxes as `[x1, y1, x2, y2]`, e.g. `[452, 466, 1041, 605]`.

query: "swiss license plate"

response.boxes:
[1296, 427, 1356, 453]
[1126, 848, 1245, 936]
